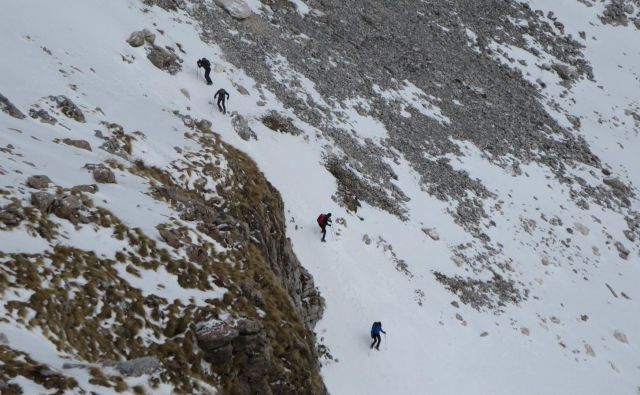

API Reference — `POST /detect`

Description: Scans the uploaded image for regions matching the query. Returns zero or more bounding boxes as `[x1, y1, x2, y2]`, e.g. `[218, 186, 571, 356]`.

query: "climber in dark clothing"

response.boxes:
[196, 58, 212, 85]
[214, 88, 230, 114]
[316, 213, 332, 242]
[370, 321, 386, 350]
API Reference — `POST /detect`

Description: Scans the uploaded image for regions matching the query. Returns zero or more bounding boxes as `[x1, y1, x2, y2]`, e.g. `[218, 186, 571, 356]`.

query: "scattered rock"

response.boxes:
[551, 63, 578, 80]
[52, 195, 89, 225]
[623, 229, 636, 242]
[520, 327, 530, 336]
[421, 227, 440, 241]
[603, 177, 629, 192]
[30, 191, 55, 212]
[92, 166, 116, 184]
[450, 301, 459, 308]
[214, 0, 252, 20]
[50, 95, 85, 123]
[26, 175, 52, 189]
[480, 331, 488, 337]
[0, 93, 26, 119]
[62, 138, 92, 151]
[580, 314, 589, 321]
[126, 31, 146, 47]
[613, 330, 628, 344]
[157, 225, 182, 248]
[585, 343, 596, 357]
[180, 88, 190, 100]
[103, 356, 162, 377]
[362, 234, 372, 245]
[0, 208, 23, 227]
[0, 333, 7, 344]
[261, 111, 301, 135]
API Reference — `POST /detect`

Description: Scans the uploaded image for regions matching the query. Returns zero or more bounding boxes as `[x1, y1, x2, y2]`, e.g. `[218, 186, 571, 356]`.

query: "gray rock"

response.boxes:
[31, 191, 55, 212]
[62, 138, 92, 151]
[71, 184, 99, 194]
[50, 95, 85, 123]
[52, 195, 87, 224]
[29, 108, 57, 124]
[0, 207, 23, 226]
[613, 330, 628, 344]
[103, 356, 162, 377]
[603, 177, 628, 192]
[0, 333, 7, 344]
[26, 175, 52, 189]
[126, 31, 146, 47]
[214, 0, 252, 20]
[231, 113, 256, 141]
[0, 93, 25, 119]
[422, 227, 440, 241]
[93, 166, 116, 184]
[142, 29, 156, 45]
[147, 46, 182, 75]
[551, 63, 578, 80]
[614, 241, 630, 259]
[197, 321, 240, 351]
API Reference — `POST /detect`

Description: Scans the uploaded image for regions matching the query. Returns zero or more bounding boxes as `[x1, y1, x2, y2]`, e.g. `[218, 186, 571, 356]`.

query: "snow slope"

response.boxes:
[0, 0, 639, 394]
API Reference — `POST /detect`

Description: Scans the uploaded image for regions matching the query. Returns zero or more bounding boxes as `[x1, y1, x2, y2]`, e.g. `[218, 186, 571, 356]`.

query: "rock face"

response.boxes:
[196, 319, 272, 394]
[147, 45, 182, 75]
[50, 95, 85, 123]
[26, 175, 52, 189]
[214, 0, 252, 20]
[103, 357, 162, 377]
[0, 93, 26, 119]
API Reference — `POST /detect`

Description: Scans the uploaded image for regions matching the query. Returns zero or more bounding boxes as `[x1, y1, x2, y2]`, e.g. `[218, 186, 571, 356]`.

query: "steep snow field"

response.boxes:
[1, 0, 639, 394]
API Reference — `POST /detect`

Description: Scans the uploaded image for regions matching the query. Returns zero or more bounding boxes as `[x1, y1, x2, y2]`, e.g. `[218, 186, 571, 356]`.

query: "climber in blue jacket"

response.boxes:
[370, 321, 386, 350]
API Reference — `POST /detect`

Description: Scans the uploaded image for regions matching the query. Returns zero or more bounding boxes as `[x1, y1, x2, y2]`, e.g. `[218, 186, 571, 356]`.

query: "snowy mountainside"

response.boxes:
[0, 0, 639, 394]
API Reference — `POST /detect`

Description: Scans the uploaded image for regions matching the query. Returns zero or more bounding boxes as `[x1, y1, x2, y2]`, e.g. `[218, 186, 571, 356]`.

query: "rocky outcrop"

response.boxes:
[214, 0, 252, 20]
[196, 319, 272, 394]
[0, 93, 26, 119]
[50, 95, 85, 123]
[147, 45, 182, 75]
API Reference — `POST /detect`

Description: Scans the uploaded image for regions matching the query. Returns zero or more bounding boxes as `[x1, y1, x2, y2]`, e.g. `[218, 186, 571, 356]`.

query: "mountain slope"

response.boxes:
[0, 0, 639, 394]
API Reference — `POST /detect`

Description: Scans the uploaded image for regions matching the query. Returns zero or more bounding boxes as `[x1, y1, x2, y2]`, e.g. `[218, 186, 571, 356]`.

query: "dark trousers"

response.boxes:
[371, 333, 381, 349]
[217, 97, 226, 114]
[204, 67, 212, 85]
[319, 224, 327, 241]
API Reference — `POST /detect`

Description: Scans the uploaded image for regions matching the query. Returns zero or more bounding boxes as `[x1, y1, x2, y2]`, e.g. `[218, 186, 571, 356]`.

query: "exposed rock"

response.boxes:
[0, 333, 8, 344]
[126, 31, 145, 47]
[585, 343, 596, 357]
[574, 222, 590, 235]
[29, 108, 57, 124]
[62, 138, 92, 151]
[71, 184, 99, 194]
[362, 233, 372, 245]
[142, 0, 185, 11]
[31, 191, 55, 212]
[231, 112, 257, 140]
[613, 330, 628, 344]
[186, 244, 209, 264]
[92, 166, 116, 184]
[422, 227, 440, 241]
[180, 88, 190, 100]
[52, 195, 89, 225]
[147, 45, 182, 75]
[157, 225, 182, 248]
[603, 177, 629, 192]
[614, 241, 630, 259]
[103, 356, 162, 377]
[214, 0, 252, 20]
[26, 175, 52, 189]
[0, 207, 23, 227]
[261, 111, 302, 135]
[520, 327, 530, 336]
[551, 63, 578, 81]
[50, 95, 85, 123]
[0, 93, 26, 119]
[623, 229, 636, 242]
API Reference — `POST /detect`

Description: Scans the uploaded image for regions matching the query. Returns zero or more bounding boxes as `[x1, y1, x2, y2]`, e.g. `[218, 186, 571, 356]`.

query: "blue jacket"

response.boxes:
[371, 323, 385, 336]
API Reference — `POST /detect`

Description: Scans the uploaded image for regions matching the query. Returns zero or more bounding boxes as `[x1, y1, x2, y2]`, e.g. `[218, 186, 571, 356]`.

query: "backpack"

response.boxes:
[317, 214, 326, 226]
[200, 58, 210, 68]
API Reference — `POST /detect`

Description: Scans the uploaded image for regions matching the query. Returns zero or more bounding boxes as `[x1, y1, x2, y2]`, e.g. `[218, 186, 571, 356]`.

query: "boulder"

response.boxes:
[421, 227, 440, 241]
[196, 321, 240, 352]
[126, 31, 145, 47]
[231, 113, 257, 141]
[157, 225, 182, 248]
[614, 241, 630, 259]
[26, 175, 52, 189]
[31, 191, 55, 212]
[551, 64, 578, 81]
[0, 208, 23, 226]
[62, 138, 92, 151]
[50, 95, 85, 123]
[93, 166, 116, 184]
[0, 93, 25, 119]
[147, 46, 182, 75]
[214, 0, 252, 20]
[52, 195, 88, 224]
[29, 108, 57, 124]
[103, 356, 162, 377]
[603, 177, 628, 192]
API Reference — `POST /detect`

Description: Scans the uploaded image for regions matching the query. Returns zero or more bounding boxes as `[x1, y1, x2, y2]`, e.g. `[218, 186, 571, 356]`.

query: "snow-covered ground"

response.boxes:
[0, 0, 638, 394]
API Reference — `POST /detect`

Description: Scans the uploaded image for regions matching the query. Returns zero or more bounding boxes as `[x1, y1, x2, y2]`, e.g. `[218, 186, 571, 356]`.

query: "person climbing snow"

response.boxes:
[370, 321, 386, 350]
[214, 88, 230, 114]
[316, 212, 332, 242]
[196, 58, 212, 85]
